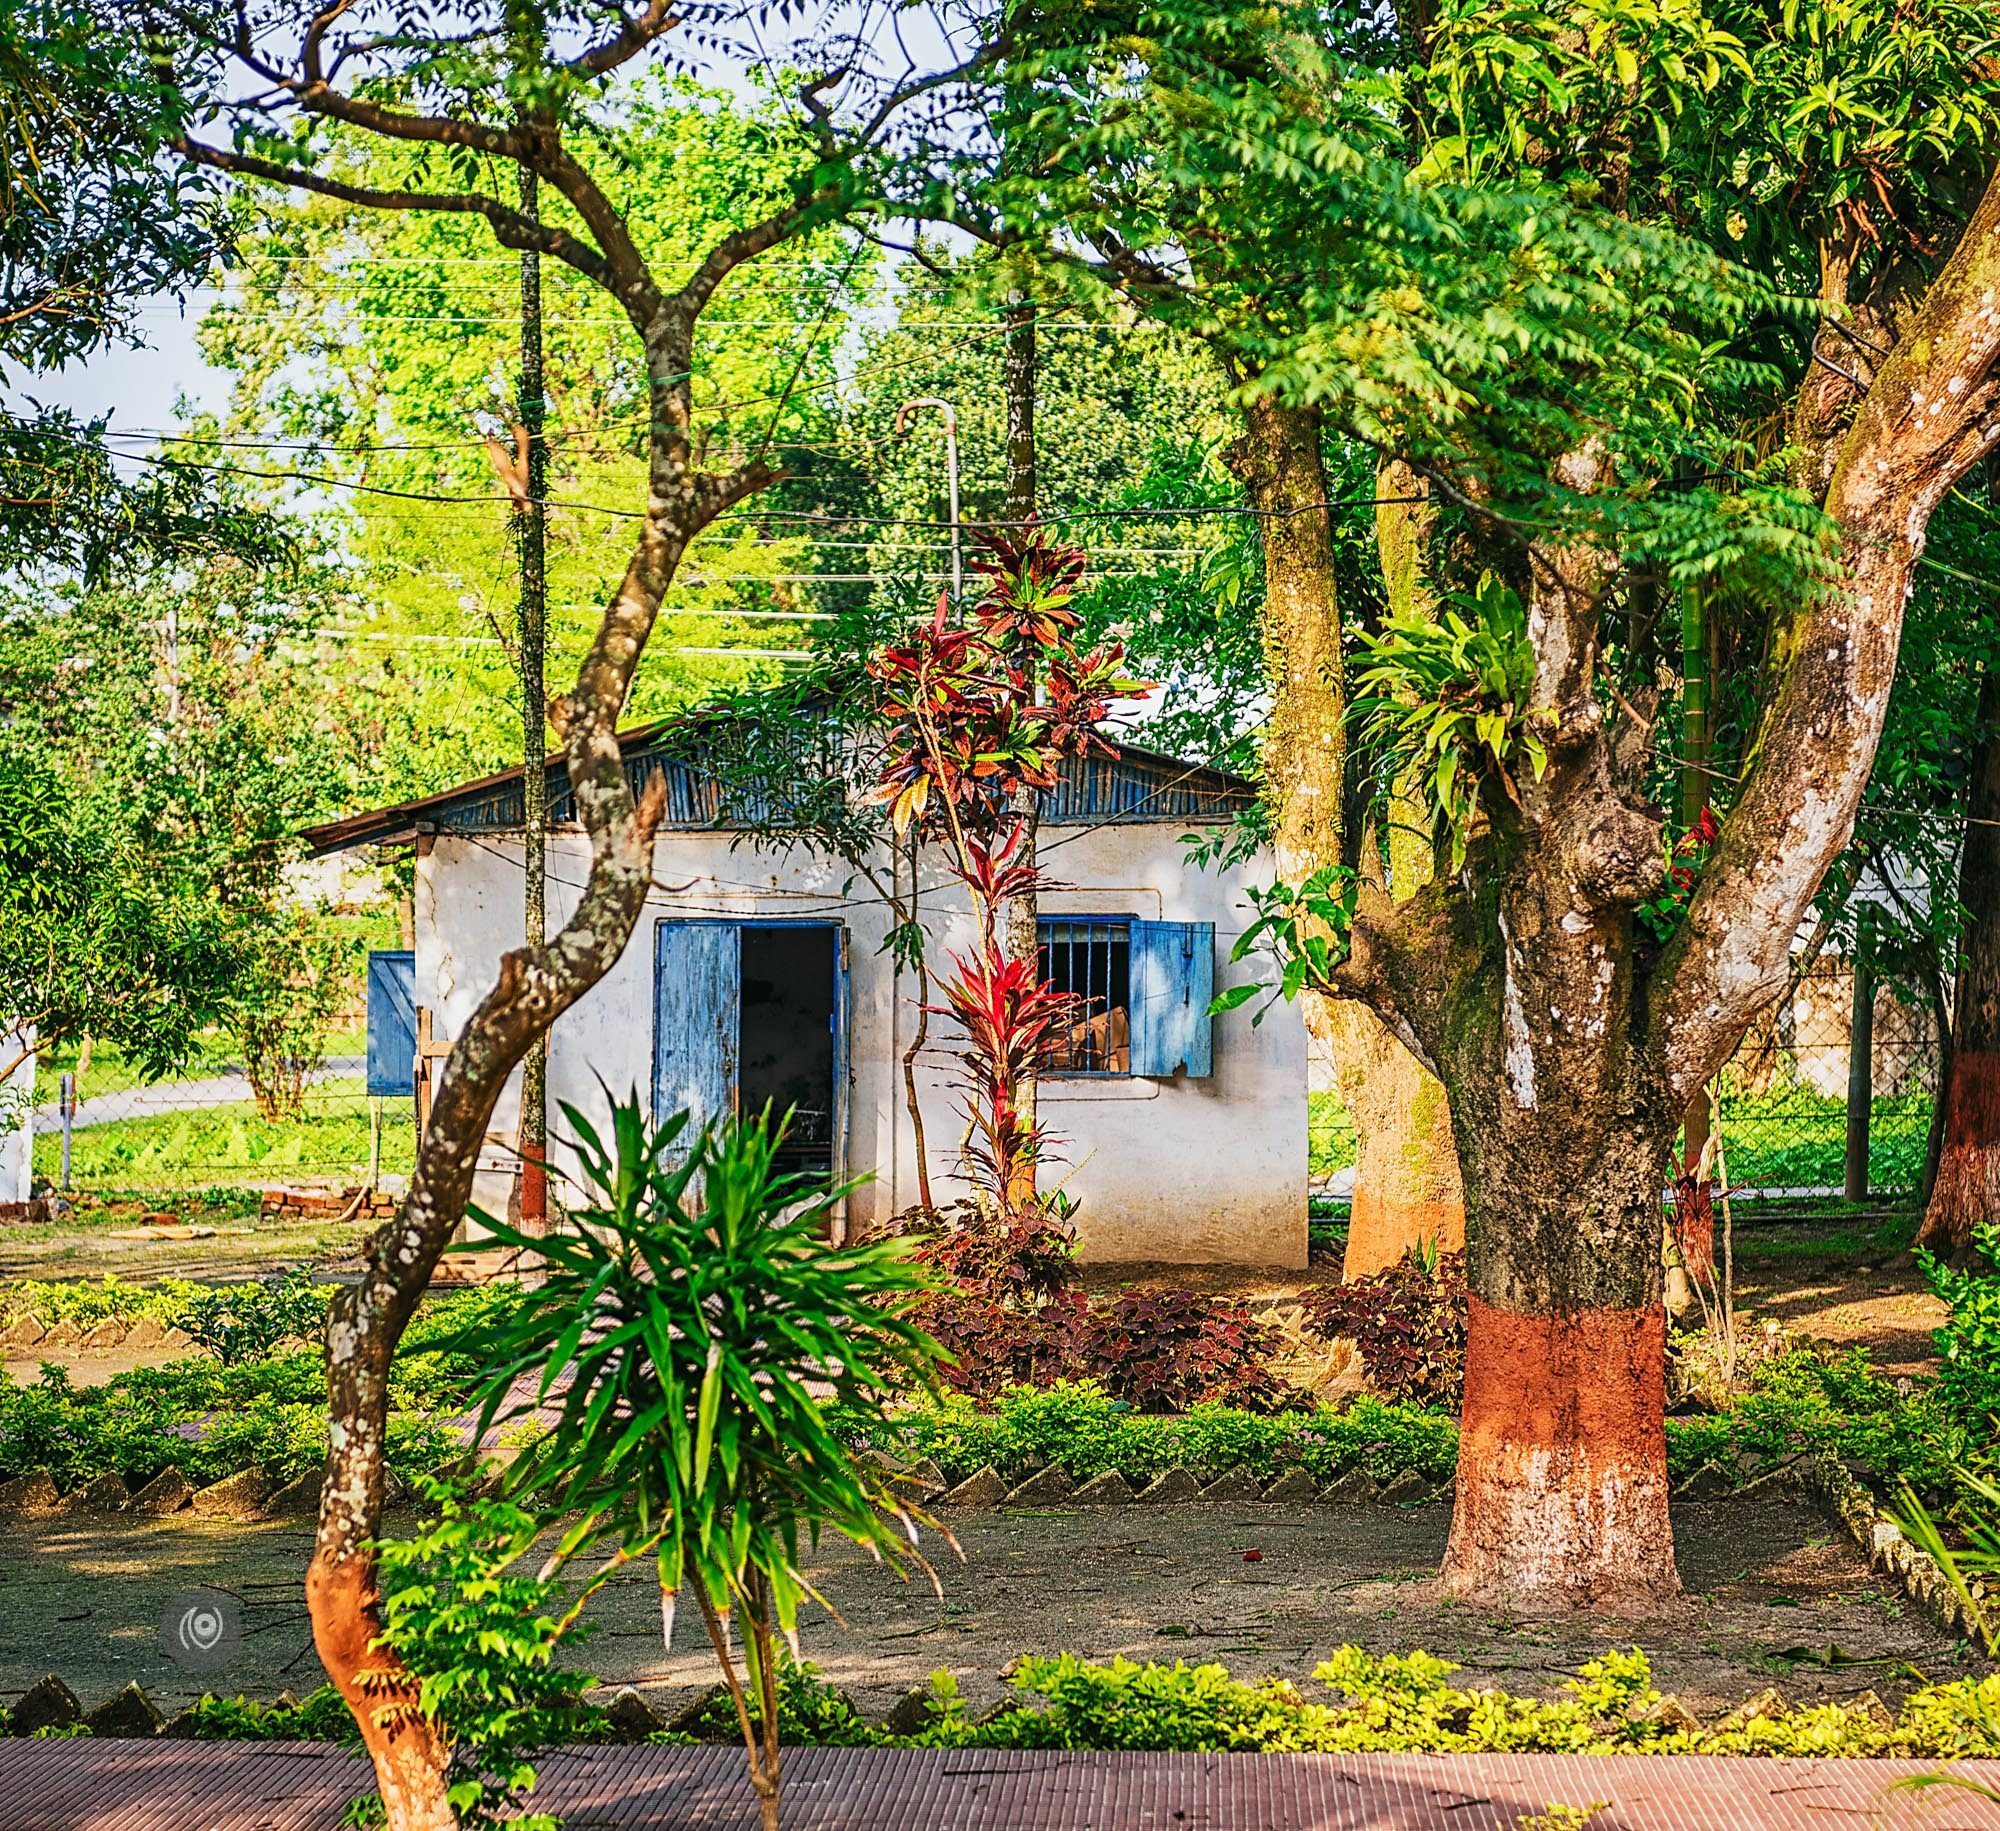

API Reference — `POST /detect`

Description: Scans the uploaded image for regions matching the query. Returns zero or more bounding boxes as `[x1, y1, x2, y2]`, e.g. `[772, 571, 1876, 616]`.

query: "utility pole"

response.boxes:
[515, 129, 550, 1233]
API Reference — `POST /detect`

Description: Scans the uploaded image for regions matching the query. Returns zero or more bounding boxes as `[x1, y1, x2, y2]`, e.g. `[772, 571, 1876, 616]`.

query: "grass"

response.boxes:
[34, 1093, 415, 1193]
[1309, 1080, 1934, 1194]
[36, 1024, 370, 1105]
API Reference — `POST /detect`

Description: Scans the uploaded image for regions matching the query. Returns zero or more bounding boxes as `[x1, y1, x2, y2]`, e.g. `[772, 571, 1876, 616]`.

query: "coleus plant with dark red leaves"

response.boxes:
[865, 524, 1147, 1213]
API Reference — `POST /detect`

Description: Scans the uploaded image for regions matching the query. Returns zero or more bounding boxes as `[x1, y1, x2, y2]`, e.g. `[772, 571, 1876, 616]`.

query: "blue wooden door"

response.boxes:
[653, 922, 741, 1133]
[1129, 920, 1214, 1078]
[365, 951, 417, 1098]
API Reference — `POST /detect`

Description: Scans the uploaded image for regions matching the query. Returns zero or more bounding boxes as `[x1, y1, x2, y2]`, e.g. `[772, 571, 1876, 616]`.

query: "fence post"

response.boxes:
[58, 1072, 73, 1192]
[1844, 960, 1873, 1203]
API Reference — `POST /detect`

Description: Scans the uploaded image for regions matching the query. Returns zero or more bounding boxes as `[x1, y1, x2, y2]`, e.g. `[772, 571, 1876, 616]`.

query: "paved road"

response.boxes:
[31, 1059, 366, 1133]
[1, 1742, 1995, 1830]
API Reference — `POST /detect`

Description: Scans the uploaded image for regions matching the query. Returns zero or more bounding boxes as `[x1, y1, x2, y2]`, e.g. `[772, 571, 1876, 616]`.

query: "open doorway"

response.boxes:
[653, 918, 846, 1182]
[738, 923, 840, 1178]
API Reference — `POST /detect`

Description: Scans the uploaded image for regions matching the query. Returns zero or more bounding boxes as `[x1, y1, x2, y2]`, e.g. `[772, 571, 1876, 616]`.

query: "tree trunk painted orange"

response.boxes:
[1920, 667, 2000, 1258]
[307, 1551, 455, 1831]
[1922, 1052, 2000, 1257]
[1443, 1297, 1675, 1612]
[1326, 999, 1464, 1279]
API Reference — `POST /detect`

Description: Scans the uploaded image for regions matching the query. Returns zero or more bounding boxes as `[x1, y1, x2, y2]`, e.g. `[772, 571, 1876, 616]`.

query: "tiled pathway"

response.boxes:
[3, 1740, 1999, 1829]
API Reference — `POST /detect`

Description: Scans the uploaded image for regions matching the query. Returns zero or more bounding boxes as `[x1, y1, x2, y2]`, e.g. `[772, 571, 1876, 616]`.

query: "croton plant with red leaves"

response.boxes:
[866, 524, 1146, 1213]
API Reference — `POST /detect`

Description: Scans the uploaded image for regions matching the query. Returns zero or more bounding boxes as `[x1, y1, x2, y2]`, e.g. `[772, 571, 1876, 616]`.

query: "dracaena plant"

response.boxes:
[463, 1096, 951, 1831]
[866, 525, 1148, 1212]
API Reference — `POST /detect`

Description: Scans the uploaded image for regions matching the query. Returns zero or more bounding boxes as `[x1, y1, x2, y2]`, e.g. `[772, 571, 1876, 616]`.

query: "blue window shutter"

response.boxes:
[1129, 920, 1214, 1078]
[365, 951, 417, 1097]
[653, 921, 742, 1131]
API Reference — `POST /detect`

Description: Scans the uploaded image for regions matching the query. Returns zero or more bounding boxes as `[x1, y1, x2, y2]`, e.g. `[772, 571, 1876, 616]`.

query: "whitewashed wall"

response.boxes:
[416, 823, 1308, 1267]
[1, 1027, 33, 1205]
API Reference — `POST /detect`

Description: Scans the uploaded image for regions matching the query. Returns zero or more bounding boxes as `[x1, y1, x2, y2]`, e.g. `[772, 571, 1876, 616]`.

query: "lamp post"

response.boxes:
[894, 397, 961, 602]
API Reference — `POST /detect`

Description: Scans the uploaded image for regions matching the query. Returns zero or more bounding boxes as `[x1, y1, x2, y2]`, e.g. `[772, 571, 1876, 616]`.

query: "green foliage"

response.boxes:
[176, 1268, 329, 1366]
[0, 1274, 207, 1326]
[838, 1380, 1461, 1488]
[913, 1647, 2000, 1759]
[1921, 1224, 2000, 1426]
[0, 748, 239, 1077]
[1353, 574, 1547, 869]
[371, 1487, 603, 1830]
[470, 1097, 946, 1630]
[185, 1684, 362, 1743]
[33, 1093, 416, 1195]
[228, 912, 355, 1122]
[666, 1654, 876, 1749]
[0, 1288, 511, 1490]
[153, 1649, 2000, 1762]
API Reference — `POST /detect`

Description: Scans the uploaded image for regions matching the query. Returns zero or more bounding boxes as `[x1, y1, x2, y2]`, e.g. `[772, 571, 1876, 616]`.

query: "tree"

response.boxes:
[1020, 0, 2000, 1609]
[0, 0, 265, 574]
[194, 79, 876, 798]
[141, 5, 993, 1821]
[1920, 616, 2000, 1258]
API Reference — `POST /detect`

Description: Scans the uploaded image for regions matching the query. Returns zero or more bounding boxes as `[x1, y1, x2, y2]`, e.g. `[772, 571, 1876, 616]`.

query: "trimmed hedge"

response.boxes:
[113, 1649, 2000, 1762]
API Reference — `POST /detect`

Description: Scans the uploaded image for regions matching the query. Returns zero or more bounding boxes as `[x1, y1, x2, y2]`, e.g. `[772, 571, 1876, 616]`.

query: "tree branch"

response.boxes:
[171, 136, 614, 290]
[1655, 160, 2000, 1099]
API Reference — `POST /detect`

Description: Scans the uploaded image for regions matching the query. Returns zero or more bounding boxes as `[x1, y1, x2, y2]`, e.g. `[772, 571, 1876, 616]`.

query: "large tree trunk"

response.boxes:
[1341, 461, 1464, 1278]
[1919, 665, 2000, 1257]
[1329, 999, 1464, 1277]
[1441, 1109, 1678, 1610]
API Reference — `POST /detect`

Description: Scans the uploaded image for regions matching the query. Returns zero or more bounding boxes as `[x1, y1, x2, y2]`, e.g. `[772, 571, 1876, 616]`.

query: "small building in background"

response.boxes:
[306, 717, 1309, 1267]
[1, 1026, 31, 1206]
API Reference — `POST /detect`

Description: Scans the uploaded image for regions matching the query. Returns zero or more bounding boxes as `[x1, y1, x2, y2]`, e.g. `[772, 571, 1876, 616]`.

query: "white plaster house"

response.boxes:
[1, 1027, 31, 1206]
[307, 717, 1308, 1266]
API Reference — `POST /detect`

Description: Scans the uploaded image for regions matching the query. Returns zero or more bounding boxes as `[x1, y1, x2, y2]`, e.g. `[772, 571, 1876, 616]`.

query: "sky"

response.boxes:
[15, 296, 226, 435]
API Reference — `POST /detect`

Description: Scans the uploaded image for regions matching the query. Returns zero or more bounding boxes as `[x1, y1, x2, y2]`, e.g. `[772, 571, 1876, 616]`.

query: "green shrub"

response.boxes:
[666, 1656, 875, 1748]
[1922, 1225, 2000, 1428]
[0, 1276, 208, 1327]
[839, 1380, 1461, 1486]
[924, 1648, 1997, 1760]
[187, 1684, 362, 1742]
[373, 1487, 605, 1831]
[178, 1268, 329, 1365]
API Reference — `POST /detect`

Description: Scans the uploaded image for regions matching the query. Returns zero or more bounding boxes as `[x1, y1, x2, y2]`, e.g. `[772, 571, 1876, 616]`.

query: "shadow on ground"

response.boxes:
[1, 1494, 1980, 1721]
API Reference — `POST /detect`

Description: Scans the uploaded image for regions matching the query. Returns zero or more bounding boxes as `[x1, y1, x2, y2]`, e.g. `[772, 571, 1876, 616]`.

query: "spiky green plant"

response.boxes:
[465, 1096, 951, 1831]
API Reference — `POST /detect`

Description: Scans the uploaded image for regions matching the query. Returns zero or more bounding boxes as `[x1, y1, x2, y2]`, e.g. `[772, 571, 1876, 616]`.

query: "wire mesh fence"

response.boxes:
[25, 1023, 416, 1203]
[1309, 957, 1942, 1209]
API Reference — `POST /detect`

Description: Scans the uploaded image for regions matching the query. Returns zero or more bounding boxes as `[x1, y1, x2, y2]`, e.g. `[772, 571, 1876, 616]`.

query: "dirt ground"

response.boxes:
[1, 1494, 1982, 1725]
[0, 1195, 373, 1286]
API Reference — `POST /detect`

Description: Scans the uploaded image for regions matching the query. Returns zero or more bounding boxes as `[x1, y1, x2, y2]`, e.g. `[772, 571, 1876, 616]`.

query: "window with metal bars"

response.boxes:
[1038, 918, 1132, 1075]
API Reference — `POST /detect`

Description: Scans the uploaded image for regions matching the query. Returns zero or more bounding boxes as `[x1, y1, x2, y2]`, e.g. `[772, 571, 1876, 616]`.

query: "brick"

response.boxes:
[941, 1466, 1007, 1508]
[1198, 1467, 1264, 1505]
[1072, 1470, 1136, 1505]
[191, 1469, 269, 1520]
[1317, 1469, 1377, 1504]
[55, 1473, 131, 1517]
[1260, 1470, 1319, 1504]
[130, 1468, 194, 1516]
[1133, 1468, 1202, 1505]
[82, 1684, 163, 1740]
[1003, 1465, 1075, 1507]
[0, 1469, 60, 1516]
[10, 1676, 81, 1737]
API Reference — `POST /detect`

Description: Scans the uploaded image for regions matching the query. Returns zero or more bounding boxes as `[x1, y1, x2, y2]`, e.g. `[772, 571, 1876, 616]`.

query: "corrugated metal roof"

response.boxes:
[2, 1741, 1995, 1830]
[302, 716, 1253, 857]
